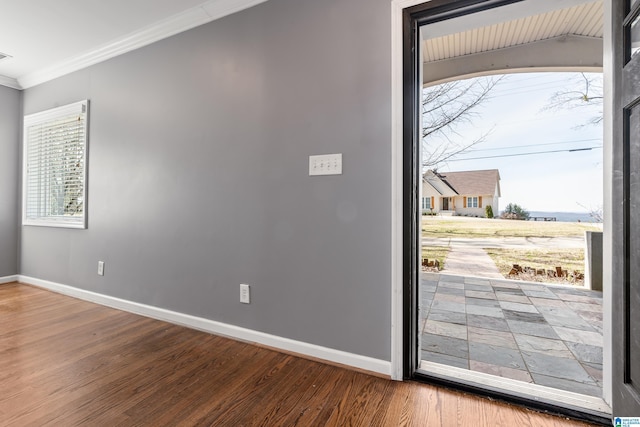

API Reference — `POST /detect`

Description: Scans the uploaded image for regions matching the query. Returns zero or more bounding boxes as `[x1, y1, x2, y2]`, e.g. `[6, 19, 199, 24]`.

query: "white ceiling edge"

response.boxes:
[0, 75, 20, 90]
[421, 0, 600, 39]
[12, 0, 269, 90]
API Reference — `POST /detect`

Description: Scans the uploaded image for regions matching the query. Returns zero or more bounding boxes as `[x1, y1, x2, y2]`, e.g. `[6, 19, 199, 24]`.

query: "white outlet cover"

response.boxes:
[98, 261, 105, 276]
[240, 283, 250, 304]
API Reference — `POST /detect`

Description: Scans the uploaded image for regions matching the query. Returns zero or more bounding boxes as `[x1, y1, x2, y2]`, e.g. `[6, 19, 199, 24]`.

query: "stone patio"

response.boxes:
[420, 272, 604, 397]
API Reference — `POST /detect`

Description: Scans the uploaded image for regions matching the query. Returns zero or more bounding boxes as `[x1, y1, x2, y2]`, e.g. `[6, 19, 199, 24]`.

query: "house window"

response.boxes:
[422, 197, 431, 210]
[467, 196, 478, 208]
[23, 100, 89, 229]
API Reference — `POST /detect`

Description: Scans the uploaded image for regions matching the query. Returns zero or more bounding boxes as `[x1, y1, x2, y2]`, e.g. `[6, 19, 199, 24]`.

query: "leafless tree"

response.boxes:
[544, 72, 603, 126]
[422, 76, 505, 169]
[577, 202, 603, 223]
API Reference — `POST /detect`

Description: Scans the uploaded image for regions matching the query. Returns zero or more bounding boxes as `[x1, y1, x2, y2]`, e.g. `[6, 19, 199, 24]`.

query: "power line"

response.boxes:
[448, 146, 602, 162]
[467, 138, 602, 152]
[489, 82, 570, 98]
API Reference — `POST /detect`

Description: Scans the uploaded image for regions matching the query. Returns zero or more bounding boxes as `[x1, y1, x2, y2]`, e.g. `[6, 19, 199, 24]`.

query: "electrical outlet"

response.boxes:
[309, 153, 342, 176]
[98, 261, 105, 276]
[240, 284, 250, 304]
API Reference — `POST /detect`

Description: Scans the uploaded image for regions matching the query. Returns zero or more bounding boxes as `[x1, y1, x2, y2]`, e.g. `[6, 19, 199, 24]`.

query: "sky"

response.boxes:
[423, 72, 604, 214]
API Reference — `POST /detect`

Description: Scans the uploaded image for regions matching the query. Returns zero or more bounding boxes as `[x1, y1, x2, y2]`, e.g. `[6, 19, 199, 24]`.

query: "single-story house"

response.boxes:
[421, 169, 500, 217]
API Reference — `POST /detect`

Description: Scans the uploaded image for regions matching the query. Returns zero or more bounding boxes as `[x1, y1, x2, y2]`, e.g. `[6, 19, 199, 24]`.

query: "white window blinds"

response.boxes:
[23, 100, 89, 228]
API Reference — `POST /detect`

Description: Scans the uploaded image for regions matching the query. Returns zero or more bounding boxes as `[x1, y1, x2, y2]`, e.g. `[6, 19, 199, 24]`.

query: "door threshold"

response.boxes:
[418, 360, 611, 423]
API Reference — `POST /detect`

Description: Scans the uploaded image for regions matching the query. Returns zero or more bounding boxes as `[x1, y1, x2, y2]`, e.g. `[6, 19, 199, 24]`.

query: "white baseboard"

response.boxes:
[17, 275, 391, 377]
[0, 275, 18, 285]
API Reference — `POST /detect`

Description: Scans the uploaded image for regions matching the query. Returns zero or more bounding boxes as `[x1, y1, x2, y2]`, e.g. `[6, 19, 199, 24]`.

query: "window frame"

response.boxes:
[467, 196, 478, 208]
[22, 100, 89, 229]
[422, 197, 431, 210]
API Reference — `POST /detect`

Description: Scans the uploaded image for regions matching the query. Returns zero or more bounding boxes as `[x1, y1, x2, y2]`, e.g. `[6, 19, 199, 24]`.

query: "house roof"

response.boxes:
[427, 169, 501, 197]
[422, 170, 457, 196]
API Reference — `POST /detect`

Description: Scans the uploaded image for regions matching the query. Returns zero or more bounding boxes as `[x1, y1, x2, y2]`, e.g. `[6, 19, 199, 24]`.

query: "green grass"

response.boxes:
[422, 216, 600, 238]
[421, 247, 450, 270]
[484, 248, 585, 277]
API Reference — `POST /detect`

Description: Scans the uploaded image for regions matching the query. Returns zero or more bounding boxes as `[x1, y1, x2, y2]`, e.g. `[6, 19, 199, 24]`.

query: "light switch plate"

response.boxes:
[309, 153, 342, 176]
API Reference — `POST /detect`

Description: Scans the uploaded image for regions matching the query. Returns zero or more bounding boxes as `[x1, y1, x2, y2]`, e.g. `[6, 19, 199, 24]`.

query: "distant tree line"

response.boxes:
[501, 203, 530, 220]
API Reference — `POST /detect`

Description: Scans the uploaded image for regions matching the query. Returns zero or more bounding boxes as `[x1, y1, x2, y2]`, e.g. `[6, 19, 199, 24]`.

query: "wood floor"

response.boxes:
[0, 283, 597, 426]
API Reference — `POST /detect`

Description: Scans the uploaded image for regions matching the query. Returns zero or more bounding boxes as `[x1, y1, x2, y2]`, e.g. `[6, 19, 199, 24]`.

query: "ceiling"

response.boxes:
[0, 0, 603, 90]
[422, 0, 603, 63]
[0, 0, 266, 90]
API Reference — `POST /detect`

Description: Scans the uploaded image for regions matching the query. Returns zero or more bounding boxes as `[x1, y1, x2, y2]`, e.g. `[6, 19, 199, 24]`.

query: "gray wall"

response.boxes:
[0, 85, 19, 277]
[21, 0, 392, 360]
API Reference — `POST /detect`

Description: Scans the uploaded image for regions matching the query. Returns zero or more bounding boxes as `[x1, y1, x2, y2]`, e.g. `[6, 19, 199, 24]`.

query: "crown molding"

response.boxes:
[0, 75, 21, 90]
[17, 0, 269, 89]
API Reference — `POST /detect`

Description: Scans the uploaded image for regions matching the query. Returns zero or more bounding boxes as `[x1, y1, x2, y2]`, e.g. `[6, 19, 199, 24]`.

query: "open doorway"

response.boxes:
[419, 72, 605, 396]
[402, 0, 612, 420]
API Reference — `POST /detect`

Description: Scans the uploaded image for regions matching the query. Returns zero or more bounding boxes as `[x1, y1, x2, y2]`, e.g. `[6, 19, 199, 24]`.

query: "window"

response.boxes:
[422, 197, 431, 210]
[467, 196, 478, 208]
[23, 100, 89, 228]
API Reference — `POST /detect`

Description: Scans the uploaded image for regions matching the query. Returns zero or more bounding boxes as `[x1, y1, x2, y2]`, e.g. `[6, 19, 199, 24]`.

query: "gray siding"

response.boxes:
[0, 85, 20, 277]
[20, 0, 392, 360]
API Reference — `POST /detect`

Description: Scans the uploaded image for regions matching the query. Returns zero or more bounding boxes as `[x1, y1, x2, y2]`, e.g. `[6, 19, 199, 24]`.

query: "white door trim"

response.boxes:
[390, 0, 433, 382]
[390, 1, 613, 406]
[601, 0, 613, 406]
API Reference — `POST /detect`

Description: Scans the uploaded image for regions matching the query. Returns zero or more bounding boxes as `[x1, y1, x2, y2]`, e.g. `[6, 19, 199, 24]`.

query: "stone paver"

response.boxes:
[469, 342, 526, 370]
[466, 314, 511, 332]
[424, 320, 468, 340]
[530, 373, 602, 397]
[495, 293, 531, 304]
[421, 333, 469, 359]
[553, 326, 603, 346]
[506, 319, 560, 339]
[466, 305, 504, 318]
[498, 301, 539, 313]
[470, 360, 533, 383]
[423, 351, 469, 369]
[537, 306, 596, 330]
[566, 342, 603, 364]
[468, 326, 518, 349]
[419, 273, 604, 397]
[513, 334, 573, 358]
[502, 310, 546, 323]
[427, 309, 467, 325]
[522, 351, 595, 384]
[465, 297, 500, 307]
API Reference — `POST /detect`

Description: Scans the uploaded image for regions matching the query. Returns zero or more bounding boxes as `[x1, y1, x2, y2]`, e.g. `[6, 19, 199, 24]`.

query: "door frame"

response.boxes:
[390, 0, 614, 416]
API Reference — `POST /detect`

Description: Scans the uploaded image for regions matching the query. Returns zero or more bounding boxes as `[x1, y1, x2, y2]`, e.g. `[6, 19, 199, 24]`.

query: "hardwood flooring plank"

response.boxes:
[41, 331, 225, 426]
[0, 319, 168, 425]
[122, 339, 260, 424]
[195, 355, 341, 426]
[271, 363, 350, 426]
[0, 284, 600, 427]
[171, 351, 297, 425]
[239, 360, 331, 426]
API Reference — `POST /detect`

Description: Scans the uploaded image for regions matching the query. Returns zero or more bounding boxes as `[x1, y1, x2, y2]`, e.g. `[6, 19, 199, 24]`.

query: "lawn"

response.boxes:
[422, 216, 600, 238]
[485, 248, 585, 277]
[421, 247, 449, 270]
